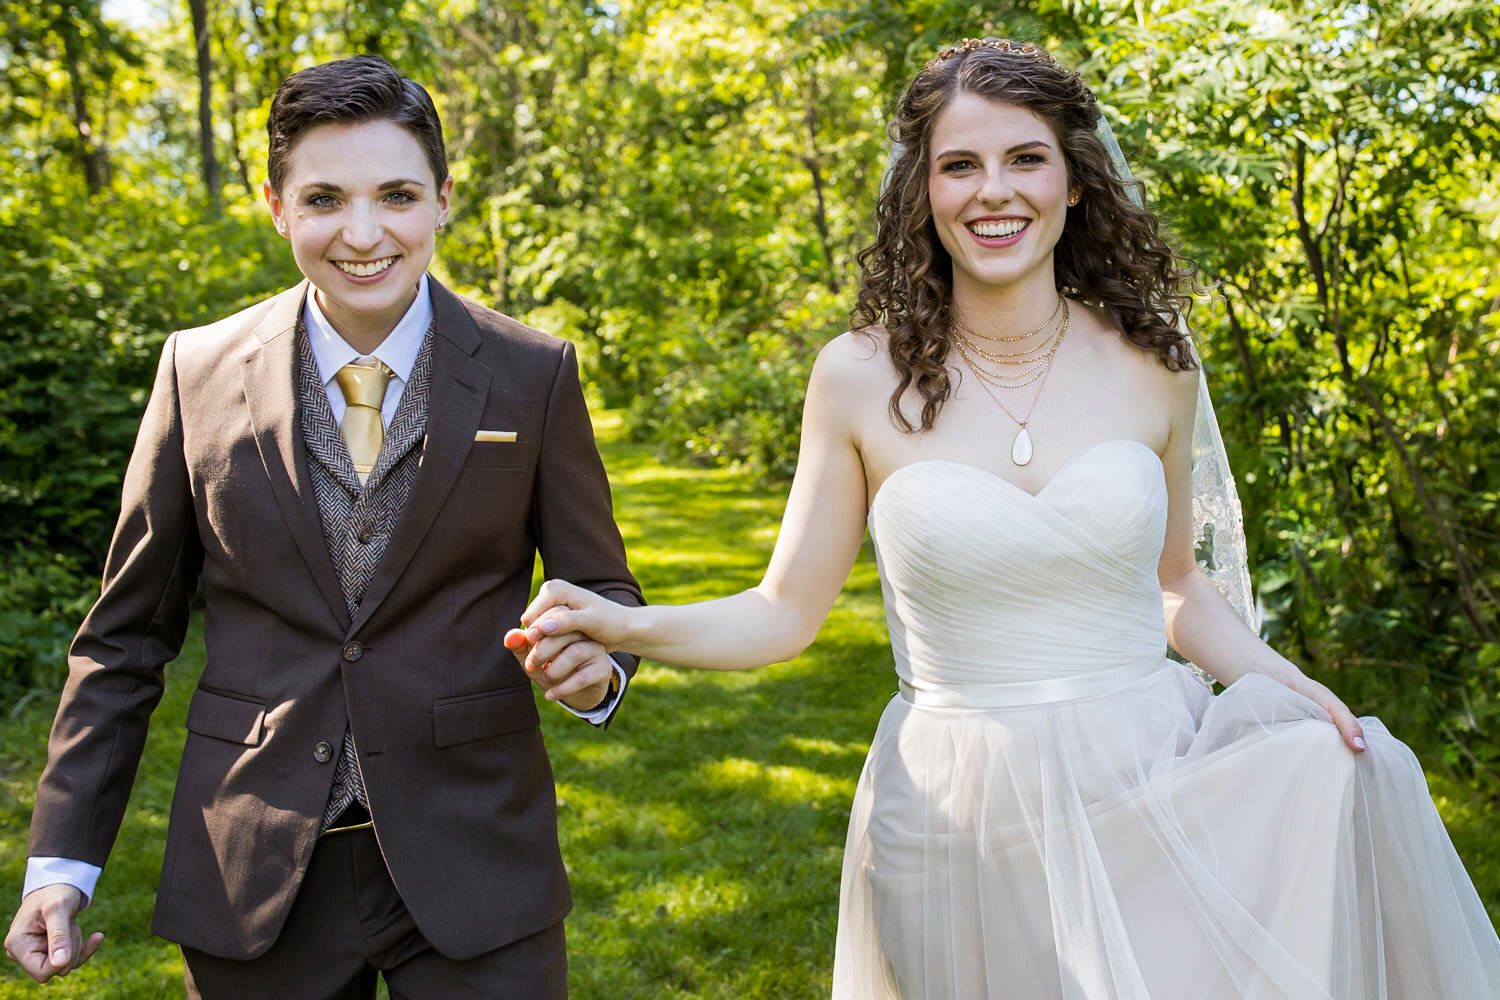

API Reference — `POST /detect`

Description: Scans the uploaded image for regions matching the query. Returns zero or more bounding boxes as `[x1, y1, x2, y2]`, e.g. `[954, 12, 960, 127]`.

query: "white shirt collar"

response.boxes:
[303, 273, 432, 386]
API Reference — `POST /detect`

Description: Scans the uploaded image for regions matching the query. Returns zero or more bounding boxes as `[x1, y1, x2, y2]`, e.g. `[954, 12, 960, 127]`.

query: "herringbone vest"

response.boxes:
[295, 320, 436, 828]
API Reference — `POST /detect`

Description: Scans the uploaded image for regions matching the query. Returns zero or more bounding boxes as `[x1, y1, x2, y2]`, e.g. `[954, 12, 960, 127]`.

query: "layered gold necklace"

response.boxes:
[950, 298, 1070, 466]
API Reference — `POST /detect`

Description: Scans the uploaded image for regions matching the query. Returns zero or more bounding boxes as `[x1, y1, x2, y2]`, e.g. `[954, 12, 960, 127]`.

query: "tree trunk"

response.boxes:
[1219, 289, 1264, 430]
[1290, 130, 1495, 641]
[188, 0, 221, 214]
[490, 200, 509, 313]
[59, 21, 107, 194]
[801, 73, 840, 294]
[225, 89, 255, 196]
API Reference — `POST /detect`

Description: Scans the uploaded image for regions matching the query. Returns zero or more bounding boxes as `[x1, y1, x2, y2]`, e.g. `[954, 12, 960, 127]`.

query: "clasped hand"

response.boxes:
[504, 581, 627, 709]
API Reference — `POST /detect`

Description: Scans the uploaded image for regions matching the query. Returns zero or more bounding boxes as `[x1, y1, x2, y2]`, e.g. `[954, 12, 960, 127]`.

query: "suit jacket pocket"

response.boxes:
[464, 441, 526, 470]
[432, 686, 540, 748]
[185, 688, 267, 746]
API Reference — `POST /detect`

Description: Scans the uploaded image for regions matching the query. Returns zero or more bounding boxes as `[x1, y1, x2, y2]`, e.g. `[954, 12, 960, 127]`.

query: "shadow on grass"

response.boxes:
[545, 417, 899, 997]
[0, 412, 891, 999]
[3, 411, 1496, 999]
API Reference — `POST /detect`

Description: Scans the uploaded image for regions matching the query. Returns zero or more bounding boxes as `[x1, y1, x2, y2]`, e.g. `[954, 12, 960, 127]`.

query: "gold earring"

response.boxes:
[1067, 194, 1080, 206]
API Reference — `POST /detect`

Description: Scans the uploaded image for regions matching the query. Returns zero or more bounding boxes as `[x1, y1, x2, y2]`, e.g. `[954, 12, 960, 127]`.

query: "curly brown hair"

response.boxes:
[852, 38, 1197, 433]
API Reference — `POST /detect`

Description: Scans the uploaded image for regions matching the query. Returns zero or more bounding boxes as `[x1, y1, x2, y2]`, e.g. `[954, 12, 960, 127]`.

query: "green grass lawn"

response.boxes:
[2, 410, 1496, 997]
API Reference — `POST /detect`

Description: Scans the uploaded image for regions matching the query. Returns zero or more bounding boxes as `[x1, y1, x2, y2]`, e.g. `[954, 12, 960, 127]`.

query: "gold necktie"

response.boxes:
[334, 361, 393, 486]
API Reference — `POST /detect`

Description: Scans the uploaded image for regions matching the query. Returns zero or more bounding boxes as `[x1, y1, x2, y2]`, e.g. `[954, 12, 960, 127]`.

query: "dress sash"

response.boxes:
[898, 654, 1171, 710]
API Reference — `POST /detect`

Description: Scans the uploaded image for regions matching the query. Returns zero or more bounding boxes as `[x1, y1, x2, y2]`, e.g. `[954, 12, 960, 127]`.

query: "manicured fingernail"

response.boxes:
[540, 619, 557, 634]
[1352, 736, 1366, 751]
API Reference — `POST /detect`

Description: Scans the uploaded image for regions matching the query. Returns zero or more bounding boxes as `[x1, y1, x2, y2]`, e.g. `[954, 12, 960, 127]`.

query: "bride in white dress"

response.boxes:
[507, 38, 1500, 998]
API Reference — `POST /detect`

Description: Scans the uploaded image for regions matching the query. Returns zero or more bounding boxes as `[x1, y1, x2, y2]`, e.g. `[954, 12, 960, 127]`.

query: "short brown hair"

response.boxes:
[266, 54, 448, 193]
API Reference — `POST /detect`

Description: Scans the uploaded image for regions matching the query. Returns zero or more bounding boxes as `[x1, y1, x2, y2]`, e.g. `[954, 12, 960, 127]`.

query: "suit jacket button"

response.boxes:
[314, 741, 333, 763]
[342, 641, 363, 662]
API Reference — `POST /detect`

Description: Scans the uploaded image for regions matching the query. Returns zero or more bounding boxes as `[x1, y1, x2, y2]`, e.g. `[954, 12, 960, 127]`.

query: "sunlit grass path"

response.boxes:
[0, 411, 893, 998]
[543, 412, 891, 998]
[2, 410, 1496, 997]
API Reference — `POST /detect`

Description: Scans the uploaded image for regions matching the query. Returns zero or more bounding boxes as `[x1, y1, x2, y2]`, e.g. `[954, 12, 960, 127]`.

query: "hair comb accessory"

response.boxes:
[926, 37, 1061, 71]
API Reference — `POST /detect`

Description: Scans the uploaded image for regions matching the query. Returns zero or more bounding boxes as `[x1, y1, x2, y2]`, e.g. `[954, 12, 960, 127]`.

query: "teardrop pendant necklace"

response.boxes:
[952, 299, 1070, 466]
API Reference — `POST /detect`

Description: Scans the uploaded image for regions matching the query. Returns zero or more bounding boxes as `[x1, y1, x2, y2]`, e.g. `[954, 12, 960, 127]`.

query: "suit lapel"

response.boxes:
[241, 282, 352, 630]
[348, 278, 491, 637]
[366, 325, 434, 488]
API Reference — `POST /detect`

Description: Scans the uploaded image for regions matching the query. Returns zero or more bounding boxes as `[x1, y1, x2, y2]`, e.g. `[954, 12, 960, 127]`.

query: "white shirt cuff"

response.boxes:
[24, 858, 100, 908]
[557, 656, 629, 725]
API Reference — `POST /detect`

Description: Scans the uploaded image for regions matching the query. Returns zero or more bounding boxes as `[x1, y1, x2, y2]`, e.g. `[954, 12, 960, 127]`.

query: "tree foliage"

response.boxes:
[0, 0, 295, 687]
[1, 0, 1497, 803]
[818, 0, 1500, 776]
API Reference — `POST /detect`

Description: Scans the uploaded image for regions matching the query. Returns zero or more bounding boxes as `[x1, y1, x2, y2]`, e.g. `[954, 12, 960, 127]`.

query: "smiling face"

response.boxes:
[264, 118, 453, 346]
[927, 91, 1075, 299]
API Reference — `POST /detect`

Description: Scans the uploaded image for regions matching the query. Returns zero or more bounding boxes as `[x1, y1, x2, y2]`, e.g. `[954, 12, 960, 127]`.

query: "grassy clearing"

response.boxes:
[0, 412, 892, 998]
[1, 411, 1495, 997]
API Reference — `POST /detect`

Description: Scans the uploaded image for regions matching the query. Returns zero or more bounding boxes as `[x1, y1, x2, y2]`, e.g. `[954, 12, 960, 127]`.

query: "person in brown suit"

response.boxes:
[3, 55, 641, 998]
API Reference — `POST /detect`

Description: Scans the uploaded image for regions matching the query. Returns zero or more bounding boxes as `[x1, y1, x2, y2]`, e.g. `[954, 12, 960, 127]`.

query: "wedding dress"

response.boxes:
[832, 440, 1500, 998]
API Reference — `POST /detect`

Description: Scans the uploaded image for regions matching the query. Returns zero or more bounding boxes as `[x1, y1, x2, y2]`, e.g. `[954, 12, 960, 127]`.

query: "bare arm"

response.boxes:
[1155, 367, 1366, 751]
[516, 335, 872, 671]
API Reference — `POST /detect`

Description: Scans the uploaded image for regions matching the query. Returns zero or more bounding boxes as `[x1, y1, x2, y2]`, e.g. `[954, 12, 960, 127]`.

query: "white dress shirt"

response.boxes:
[304, 273, 432, 427]
[25, 276, 626, 903]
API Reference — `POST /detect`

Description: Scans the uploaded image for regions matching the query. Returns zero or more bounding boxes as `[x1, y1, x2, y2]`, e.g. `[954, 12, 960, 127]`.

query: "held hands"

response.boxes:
[5, 884, 102, 983]
[503, 628, 614, 711]
[518, 580, 633, 650]
[504, 581, 629, 711]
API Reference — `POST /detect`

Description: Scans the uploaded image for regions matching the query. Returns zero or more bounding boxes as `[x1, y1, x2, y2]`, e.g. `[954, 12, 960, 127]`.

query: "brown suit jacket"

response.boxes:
[26, 277, 643, 960]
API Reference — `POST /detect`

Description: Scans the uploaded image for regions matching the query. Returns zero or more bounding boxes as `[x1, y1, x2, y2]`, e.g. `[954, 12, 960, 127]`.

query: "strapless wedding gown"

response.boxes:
[833, 441, 1500, 999]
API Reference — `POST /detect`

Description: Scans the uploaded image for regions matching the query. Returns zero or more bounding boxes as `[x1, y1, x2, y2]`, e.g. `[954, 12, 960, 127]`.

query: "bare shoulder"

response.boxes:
[810, 328, 896, 395]
[817, 327, 890, 371]
[1072, 301, 1196, 408]
[801, 329, 900, 449]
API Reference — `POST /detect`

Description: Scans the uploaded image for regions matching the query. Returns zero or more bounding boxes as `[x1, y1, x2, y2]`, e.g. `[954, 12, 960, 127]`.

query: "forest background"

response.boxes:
[1, 0, 1498, 938]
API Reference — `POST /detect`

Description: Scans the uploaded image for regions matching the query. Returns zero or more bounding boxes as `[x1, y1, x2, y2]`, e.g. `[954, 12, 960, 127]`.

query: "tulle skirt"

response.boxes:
[832, 661, 1500, 999]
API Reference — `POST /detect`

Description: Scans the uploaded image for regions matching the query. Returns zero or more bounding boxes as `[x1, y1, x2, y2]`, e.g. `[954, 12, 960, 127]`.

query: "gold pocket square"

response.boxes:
[474, 430, 517, 443]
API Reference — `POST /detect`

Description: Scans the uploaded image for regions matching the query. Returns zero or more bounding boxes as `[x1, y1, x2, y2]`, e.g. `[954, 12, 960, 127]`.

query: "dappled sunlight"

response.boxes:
[544, 416, 886, 994]
[781, 735, 870, 764]
[625, 550, 765, 572]
[7, 0, 1495, 988]
[1429, 772, 1500, 922]
[555, 784, 704, 845]
[565, 740, 639, 767]
[698, 757, 855, 804]
[614, 871, 751, 923]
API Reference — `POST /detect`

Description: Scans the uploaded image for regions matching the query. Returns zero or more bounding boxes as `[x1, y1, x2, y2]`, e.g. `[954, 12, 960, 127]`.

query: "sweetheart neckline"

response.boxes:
[867, 439, 1163, 519]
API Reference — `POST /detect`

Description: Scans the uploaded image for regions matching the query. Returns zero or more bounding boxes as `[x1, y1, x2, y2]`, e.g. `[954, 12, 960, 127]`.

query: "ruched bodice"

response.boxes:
[868, 440, 1170, 707]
